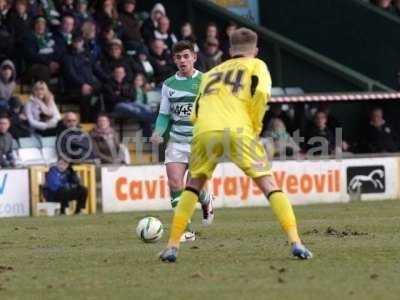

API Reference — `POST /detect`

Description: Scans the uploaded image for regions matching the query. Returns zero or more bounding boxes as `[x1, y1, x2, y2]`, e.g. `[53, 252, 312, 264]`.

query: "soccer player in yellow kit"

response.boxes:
[160, 28, 313, 262]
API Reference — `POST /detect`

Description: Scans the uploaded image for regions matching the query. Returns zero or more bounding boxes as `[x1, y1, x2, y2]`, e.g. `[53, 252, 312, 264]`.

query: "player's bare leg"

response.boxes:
[253, 175, 313, 259]
[166, 162, 195, 242]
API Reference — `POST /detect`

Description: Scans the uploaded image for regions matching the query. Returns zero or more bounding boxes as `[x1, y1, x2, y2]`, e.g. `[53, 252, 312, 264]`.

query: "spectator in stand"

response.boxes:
[94, 0, 122, 35]
[81, 20, 102, 63]
[221, 21, 237, 58]
[0, 114, 16, 168]
[305, 110, 346, 156]
[262, 118, 300, 158]
[41, 0, 61, 27]
[119, 0, 142, 54]
[0, 0, 13, 61]
[101, 38, 135, 81]
[45, 158, 87, 215]
[90, 113, 125, 164]
[62, 33, 103, 121]
[103, 65, 155, 137]
[202, 21, 219, 48]
[98, 24, 117, 51]
[75, 0, 92, 28]
[23, 17, 60, 83]
[362, 107, 399, 153]
[54, 14, 76, 60]
[8, 100, 31, 138]
[133, 72, 150, 105]
[55, 111, 93, 162]
[6, 0, 32, 69]
[142, 2, 165, 43]
[0, 60, 20, 113]
[132, 47, 156, 84]
[153, 16, 177, 51]
[180, 22, 199, 52]
[198, 37, 223, 71]
[148, 38, 175, 85]
[263, 104, 294, 135]
[25, 81, 61, 136]
[59, 0, 75, 16]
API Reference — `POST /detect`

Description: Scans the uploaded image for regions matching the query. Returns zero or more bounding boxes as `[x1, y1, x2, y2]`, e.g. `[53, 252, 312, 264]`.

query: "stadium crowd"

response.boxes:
[0, 0, 398, 171]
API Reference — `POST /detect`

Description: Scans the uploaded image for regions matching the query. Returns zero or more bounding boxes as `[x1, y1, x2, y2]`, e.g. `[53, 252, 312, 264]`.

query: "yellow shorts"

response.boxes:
[190, 130, 272, 179]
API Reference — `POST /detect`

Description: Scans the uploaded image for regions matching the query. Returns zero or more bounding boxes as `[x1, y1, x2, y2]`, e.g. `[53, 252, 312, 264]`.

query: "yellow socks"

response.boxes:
[168, 189, 199, 248]
[268, 191, 301, 244]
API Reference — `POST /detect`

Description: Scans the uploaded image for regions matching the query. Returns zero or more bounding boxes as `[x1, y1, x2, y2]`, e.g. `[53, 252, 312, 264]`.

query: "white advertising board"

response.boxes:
[0, 169, 30, 217]
[101, 157, 399, 212]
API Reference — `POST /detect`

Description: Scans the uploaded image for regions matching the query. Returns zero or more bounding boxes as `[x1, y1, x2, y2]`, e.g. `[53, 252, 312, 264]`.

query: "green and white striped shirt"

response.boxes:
[159, 70, 202, 145]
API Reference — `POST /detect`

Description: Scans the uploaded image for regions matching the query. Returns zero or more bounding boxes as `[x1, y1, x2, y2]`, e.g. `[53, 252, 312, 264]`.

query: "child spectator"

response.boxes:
[24, 81, 61, 136]
[0, 60, 20, 113]
[305, 111, 340, 156]
[133, 72, 150, 105]
[0, 114, 16, 168]
[90, 113, 126, 164]
[45, 158, 87, 215]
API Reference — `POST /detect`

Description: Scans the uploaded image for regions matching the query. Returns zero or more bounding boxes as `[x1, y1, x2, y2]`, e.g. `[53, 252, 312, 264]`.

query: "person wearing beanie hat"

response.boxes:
[142, 2, 166, 43]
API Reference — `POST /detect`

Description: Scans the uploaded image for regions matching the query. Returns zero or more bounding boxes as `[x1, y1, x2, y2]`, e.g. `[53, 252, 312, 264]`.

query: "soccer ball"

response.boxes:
[136, 217, 163, 243]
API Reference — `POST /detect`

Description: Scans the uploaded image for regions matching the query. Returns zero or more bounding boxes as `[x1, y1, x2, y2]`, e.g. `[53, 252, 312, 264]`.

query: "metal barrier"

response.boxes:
[30, 164, 97, 216]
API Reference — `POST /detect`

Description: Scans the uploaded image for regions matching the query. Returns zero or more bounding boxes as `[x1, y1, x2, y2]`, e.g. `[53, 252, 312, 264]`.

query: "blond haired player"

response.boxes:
[160, 28, 313, 262]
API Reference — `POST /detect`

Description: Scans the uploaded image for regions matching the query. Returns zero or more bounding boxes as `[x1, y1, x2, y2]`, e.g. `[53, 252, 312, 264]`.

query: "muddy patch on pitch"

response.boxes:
[325, 226, 368, 238]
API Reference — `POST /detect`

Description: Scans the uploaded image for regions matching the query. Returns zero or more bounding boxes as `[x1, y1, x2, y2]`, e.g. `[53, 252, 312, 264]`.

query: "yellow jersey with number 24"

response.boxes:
[191, 57, 272, 137]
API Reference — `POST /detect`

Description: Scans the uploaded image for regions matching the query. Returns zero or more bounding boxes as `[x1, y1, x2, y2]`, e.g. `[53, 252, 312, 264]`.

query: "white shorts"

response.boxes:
[165, 142, 191, 164]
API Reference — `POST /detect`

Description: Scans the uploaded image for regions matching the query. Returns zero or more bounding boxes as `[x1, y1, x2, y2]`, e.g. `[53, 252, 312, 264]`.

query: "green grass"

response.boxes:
[0, 200, 400, 300]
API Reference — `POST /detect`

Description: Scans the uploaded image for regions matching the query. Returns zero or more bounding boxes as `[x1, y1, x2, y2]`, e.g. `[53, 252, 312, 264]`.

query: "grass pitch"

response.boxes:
[0, 200, 399, 300]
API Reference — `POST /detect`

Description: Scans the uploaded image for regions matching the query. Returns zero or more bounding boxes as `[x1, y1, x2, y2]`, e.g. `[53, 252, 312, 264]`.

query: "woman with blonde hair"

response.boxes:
[24, 81, 61, 136]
